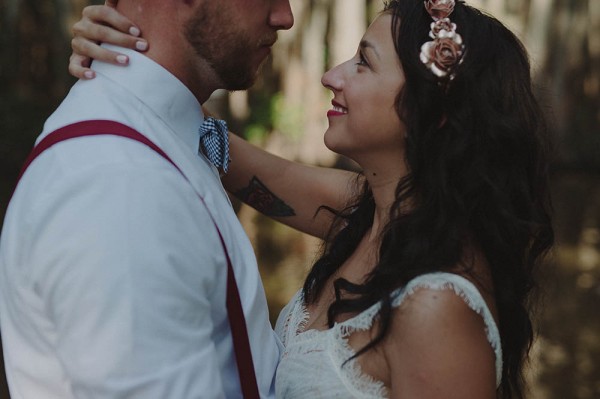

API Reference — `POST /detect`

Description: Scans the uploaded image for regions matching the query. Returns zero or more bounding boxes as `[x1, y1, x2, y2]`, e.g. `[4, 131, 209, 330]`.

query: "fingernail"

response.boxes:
[116, 55, 128, 64]
[136, 41, 148, 51]
[129, 26, 141, 36]
[84, 71, 95, 79]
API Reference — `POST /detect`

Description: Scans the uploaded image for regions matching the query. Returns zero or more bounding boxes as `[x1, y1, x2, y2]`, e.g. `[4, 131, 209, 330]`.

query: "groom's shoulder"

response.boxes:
[32, 79, 168, 185]
[42, 76, 135, 137]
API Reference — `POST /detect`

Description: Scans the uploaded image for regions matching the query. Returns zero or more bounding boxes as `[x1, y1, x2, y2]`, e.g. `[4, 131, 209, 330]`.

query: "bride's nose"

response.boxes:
[321, 63, 344, 92]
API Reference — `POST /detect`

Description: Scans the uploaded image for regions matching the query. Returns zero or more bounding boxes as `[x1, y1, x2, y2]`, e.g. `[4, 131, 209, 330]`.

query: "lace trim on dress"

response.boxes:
[276, 290, 307, 347]
[329, 324, 389, 398]
[285, 293, 389, 398]
[293, 297, 311, 337]
[276, 272, 503, 397]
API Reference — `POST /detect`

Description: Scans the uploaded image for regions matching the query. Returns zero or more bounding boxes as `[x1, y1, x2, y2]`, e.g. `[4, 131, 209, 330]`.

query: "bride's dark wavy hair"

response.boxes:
[302, 1, 553, 398]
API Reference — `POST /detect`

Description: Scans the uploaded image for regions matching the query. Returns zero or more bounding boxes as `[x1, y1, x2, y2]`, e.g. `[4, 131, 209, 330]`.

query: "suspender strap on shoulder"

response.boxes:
[9, 120, 261, 398]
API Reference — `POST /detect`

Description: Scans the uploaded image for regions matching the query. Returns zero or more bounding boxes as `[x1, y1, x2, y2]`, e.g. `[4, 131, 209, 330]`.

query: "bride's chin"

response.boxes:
[323, 130, 340, 153]
[324, 136, 354, 161]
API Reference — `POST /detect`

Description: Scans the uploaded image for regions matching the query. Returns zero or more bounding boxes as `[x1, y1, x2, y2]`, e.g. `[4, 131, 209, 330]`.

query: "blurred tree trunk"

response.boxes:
[271, 0, 332, 165]
[472, 0, 599, 169]
[329, 0, 367, 67]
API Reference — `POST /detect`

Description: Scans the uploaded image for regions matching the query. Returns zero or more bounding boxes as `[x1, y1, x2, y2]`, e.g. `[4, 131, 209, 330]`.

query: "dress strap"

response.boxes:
[396, 272, 503, 386]
[338, 272, 503, 387]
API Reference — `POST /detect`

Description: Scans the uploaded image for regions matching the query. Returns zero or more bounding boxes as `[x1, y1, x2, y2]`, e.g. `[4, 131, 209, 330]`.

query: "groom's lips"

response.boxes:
[257, 36, 277, 59]
[259, 33, 278, 48]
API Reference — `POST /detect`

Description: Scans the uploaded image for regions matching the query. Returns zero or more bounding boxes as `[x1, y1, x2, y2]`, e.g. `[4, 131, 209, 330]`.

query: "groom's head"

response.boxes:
[118, 0, 294, 102]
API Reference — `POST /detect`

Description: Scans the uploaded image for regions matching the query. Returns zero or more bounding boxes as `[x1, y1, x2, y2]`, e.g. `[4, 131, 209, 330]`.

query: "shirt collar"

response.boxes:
[92, 44, 205, 153]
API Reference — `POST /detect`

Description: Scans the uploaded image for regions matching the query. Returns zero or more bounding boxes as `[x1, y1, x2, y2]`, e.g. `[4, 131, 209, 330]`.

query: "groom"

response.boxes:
[0, 0, 293, 398]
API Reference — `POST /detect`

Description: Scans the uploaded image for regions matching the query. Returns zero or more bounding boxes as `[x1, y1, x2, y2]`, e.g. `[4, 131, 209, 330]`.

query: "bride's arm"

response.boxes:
[67, 2, 360, 239]
[224, 133, 359, 238]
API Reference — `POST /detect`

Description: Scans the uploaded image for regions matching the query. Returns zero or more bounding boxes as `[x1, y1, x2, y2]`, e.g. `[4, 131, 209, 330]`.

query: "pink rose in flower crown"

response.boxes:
[424, 0, 456, 21]
[420, 34, 464, 78]
[429, 18, 458, 39]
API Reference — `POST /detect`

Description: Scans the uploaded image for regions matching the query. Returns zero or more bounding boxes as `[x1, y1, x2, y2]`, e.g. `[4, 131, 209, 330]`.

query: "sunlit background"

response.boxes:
[0, 0, 599, 397]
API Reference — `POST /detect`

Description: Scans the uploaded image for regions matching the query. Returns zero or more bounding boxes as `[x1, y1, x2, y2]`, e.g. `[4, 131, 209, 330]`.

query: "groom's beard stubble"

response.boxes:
[184, 3, 277, 91]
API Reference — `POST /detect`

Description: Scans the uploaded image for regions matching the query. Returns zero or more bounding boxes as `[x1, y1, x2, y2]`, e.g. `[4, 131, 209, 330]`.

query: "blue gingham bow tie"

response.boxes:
[199, 117, 230, 174]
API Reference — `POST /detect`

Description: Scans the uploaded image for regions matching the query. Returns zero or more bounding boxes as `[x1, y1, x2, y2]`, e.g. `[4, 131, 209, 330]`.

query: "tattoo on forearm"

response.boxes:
[235, 176, 296, 217]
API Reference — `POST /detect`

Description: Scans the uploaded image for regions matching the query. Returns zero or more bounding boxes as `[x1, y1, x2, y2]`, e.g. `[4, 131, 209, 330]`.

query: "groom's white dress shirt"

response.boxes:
[0, 45, 280, 398]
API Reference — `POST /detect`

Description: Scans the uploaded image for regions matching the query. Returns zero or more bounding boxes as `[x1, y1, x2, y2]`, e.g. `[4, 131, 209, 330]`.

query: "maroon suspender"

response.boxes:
[11, 120, 261, 398]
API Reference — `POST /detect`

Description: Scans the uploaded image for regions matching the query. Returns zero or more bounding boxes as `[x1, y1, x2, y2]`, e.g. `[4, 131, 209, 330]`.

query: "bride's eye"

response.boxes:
[356, 51, 370, 68]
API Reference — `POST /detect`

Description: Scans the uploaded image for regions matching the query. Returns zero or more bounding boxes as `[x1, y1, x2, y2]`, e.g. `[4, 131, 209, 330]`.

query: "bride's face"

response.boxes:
[321, 14, 406, 164]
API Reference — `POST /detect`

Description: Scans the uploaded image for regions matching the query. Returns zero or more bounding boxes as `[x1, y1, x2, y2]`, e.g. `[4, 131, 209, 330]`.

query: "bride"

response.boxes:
[69, 0, 554, 397]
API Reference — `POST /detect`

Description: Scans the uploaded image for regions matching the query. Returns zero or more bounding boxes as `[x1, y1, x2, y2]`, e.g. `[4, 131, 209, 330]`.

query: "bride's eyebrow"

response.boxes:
[360, 39, 380, 61]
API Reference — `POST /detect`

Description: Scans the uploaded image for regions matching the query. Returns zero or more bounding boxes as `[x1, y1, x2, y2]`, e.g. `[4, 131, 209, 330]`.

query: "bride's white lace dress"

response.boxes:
[274, 272, 503, 398]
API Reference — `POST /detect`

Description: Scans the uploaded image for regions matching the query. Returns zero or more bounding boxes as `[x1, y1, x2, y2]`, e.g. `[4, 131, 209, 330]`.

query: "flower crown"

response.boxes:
[419, 0, 465, 81]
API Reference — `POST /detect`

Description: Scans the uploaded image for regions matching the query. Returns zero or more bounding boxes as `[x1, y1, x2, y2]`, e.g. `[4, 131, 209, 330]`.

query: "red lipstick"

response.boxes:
[327, 100, 348, 117]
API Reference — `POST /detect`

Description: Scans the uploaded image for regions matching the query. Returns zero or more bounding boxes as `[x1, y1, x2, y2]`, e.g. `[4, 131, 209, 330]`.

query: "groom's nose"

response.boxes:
[269, 0, 294, 31]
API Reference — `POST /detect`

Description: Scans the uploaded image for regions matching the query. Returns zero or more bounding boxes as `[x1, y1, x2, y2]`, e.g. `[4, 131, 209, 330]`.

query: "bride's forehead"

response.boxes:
[361, 15, 398, 57]
[363, 14, 393, 39]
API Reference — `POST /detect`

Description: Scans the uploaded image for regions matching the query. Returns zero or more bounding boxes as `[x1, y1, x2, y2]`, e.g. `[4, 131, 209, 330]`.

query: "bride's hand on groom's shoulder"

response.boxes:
[69, 0, 148, 80]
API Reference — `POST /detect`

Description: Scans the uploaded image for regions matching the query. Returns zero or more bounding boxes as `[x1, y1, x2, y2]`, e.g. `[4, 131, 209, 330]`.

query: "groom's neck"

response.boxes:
[117, 0, 219, 104]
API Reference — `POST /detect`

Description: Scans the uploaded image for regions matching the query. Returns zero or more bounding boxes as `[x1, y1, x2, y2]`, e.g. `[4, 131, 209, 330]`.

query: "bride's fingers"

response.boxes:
[71, 35, 131, 67]
[68, 53, 96, 80]
[80, 5, 141, 39]
[105, 0, 119, 7]
[72, 17, 147, 52]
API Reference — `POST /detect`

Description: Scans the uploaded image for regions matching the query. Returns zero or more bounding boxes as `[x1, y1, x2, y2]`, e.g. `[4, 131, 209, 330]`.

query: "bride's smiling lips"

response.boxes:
[327, 100, 348, 117]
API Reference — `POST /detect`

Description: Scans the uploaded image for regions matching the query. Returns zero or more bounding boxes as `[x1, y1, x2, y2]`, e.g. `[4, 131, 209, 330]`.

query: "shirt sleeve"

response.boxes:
[27, 157, 228, 398]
